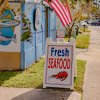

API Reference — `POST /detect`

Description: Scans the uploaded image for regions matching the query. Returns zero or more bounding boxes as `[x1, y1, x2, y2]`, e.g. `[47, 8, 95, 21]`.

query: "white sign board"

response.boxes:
[43, 38, 75, 89]
[57, 30, 65, 38]
[25, 0, 41, 3]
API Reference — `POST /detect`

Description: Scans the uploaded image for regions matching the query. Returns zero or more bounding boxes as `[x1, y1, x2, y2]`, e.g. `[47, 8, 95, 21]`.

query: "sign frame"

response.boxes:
[43, 38, 75, 90]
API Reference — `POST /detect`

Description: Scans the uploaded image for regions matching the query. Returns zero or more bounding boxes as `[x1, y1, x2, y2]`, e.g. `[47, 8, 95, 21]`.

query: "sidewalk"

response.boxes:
[0, 87, 81, 100]
[77, 26, 100, 100]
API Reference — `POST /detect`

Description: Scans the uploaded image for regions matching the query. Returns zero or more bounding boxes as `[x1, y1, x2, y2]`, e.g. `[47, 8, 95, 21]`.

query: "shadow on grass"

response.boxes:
[0, 71, 22, 86]
[12, 89, 73, 100]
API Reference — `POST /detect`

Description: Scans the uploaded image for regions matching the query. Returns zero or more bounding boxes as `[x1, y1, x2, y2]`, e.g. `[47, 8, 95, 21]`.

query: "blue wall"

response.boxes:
[21, 2, 36, 69]
[21, 2, 56, 69]
[0, 1, 56, 70]
[48, 10, 56, 41]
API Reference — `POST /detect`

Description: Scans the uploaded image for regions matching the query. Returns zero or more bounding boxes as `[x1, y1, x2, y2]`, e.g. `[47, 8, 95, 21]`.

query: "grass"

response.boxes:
[0, 59, 44, 88]
[0, 59, 86, 93]
[76, 34, 90, 49]
[65, 33, 90, 49]
[74, 59, 86, 93]
[79, 27, 91, 33]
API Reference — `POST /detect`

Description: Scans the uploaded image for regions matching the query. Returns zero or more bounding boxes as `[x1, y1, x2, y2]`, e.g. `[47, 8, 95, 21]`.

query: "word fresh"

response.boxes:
[51, 47, 69, 57]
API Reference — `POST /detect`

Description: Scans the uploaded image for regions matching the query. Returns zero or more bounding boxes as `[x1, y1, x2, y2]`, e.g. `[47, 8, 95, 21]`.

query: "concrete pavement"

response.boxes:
[0, 87, 81, 100]
[77, 26, 100, 100]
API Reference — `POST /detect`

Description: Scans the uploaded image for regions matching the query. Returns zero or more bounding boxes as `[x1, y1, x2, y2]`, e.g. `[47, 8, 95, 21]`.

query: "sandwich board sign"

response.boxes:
[43, 38, 75, 90]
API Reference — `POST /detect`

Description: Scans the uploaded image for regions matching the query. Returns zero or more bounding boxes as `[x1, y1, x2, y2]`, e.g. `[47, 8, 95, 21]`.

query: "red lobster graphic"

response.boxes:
[49, 71, 68, 81]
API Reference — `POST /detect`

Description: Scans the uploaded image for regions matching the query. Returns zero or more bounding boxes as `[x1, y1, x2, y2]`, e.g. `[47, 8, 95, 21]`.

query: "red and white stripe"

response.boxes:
[64, 1, 72, 23]
[45, 0, 72, 26]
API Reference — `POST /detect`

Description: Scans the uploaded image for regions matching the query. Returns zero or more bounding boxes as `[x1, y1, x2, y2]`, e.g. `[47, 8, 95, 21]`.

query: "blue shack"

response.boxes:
[0, 0, 56, 70]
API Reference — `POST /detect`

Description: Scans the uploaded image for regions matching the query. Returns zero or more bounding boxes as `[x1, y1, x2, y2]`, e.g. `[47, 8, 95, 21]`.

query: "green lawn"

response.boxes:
[74, 59, 86, 93]
[65, 33, 90, 49]
[79, 27, 91, 33]
[0, 59, 44, 88]
[76, 34, 90, 49]
[0, 59, 86, 93]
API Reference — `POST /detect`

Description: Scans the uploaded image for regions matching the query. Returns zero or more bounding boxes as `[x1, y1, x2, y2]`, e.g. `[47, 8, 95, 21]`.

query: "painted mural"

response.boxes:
[0, 0, 20, 46]
[21, 14, 32, 42]
[0, 1, 21, 52]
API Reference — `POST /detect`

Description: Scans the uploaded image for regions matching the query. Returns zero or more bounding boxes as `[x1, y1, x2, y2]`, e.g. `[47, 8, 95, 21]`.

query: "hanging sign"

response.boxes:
[43, 38, 75, 89]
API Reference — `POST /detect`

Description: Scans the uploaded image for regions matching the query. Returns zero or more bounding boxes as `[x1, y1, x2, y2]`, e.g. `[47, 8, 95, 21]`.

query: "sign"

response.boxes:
[57, 30, 65, 38]
[43, 38, 75, 89]
[25, 0, 41, 3]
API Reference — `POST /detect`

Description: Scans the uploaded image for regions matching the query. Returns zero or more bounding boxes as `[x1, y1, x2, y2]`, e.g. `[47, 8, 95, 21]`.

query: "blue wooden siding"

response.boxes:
[21, 3, 36, 69]
[35, 4, 46, 60]
[48, 10, 56, 41]
[21, 2, 56, 69]
[21, 3, 46, 69]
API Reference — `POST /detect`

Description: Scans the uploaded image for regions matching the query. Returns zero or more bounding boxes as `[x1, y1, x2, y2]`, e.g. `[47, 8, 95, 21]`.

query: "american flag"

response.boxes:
[45, 0, 72, 26]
